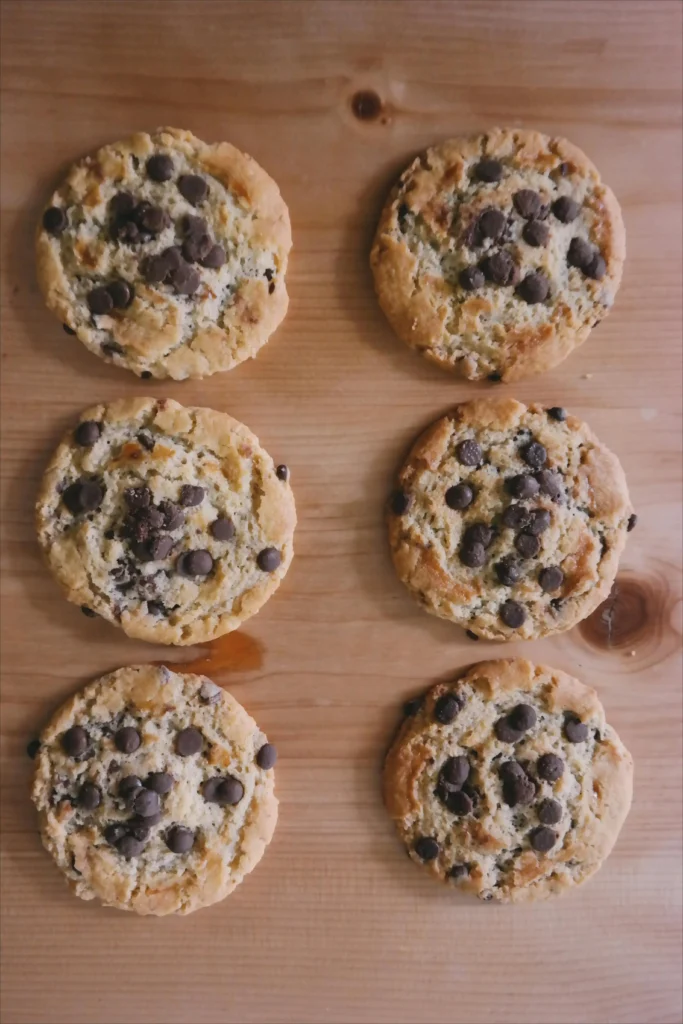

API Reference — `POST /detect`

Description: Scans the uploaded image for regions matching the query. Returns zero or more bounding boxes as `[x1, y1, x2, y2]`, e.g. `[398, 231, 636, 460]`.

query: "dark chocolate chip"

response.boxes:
[201, 778, 221, 803]
[513, 190, 542, 219]
[201, 244, 226, 269]
[508, 474, 540, 499]
[495, 558, 522, 586]
[87, 286, 114, 316]
[557, 162, 571, 177]
[147, 535, 174, 561]
[481, 250, 518, 286]
[539, 566, 564, 592]
[63, 324, 76, 334]
[509, 704, 537, 732]
[521, 441, 547, 470]
[142, 253, 172, 284]
[499, 600, 526, 628]
[390, 490, 412, 515]
[515, 533, 541, 558]
[449, 864, 469, 880]
[116, 835, 145, 859]
[257, 547, 281, 572]
[516, 271, 550, 304]
[74, 421, 101, 446]
[180, 485, 204, 507]
[414, 836, 440, 861]
[62, 478, 104, 514]
[585, 253, 606, 279]
[403, 695, 424, 717]
[256, 744, 278, 770]
[564, 716, 589, 743]
[466, 629, 480, 641]
[158, 500, 184, 531]
[26, 739, 41, 759]
[537, 798, 563, 825]
[434, 693, 463, 724]
[627, 514, 638, 532]
[125, 486, 152, 509]
[146, 153, 174, 181]
[169, 261, 201, 296]
[137, 432, 155, 451]
[443, 789, 473, 816]
[178, 174, 208, 205]
[119, 775, 142, 797]
[440, 755, 469, 789]
[104, 823, 128, 846]
[166, 826, 194, 854]
[463, 523, 494, 548]
[474, 159, 503, 183]
[529, 826, 557, 853]
[107, 279, 134, 309]
[459, 266, 485, 291]
[477, 208, 506, 241]
[499, 760, 526, 780]
[109, 192, 135, 219]
[536, 469, 563, 500]
[140, 371, 152, 379]
[182, 232, 213, 264]
[537, 753, 564, 782]
[455, 440, 482, 466]
[488, 373, 503, 382]
[43, 206, 67, 235]
[128, 822, 152, 841]
[552, 196, 580, 223]
[176, 549, 214, 577]
[130, 811, 162, 830]
[182, 214, 208, 237]
[81, 606, 97, 618]
[548, 406, 567, 422]
[459, 543, 485, 569]
[567, 237, 593, 270]
[115, 727, 141, 754]
[77, 782, 101, 810]
[503, 773, 535, 807]
[215, 777, 245, 806]
[210, 516, 235, 541]
[276, 465, 290, 482]
[61, 726, 89, 757]
[502, 504, 531, 530]
[176, 727, 203, 756]
[446, 483, 474, 510]
[522, 220, 549, 247]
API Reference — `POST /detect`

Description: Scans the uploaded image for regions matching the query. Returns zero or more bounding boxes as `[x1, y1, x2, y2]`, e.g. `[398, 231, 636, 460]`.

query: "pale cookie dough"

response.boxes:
[388, 398, 635, 641]
[370, 128, 625, 381]
[37, 127, 291, 379]
[31, 665, 279, 915]
[383, 659, 633, 903]
[36, 397, 296, 645]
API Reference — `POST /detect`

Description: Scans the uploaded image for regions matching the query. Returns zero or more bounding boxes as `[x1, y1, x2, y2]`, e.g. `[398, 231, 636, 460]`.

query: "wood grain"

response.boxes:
[1, 2, 681, 1022]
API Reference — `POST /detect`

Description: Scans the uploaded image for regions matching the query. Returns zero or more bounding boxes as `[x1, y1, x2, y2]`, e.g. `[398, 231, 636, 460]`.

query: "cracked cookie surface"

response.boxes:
[388, 398, 633, 641]
[383, 659, 633, 903]
[36, 397, 296, 645]
[31, 665, 278, 915]
[370, 128, 625, 381]
[37, 127, 291, 379]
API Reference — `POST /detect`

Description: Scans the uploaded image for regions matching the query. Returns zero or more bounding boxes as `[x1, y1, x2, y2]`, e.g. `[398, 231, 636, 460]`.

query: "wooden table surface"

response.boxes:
[1, 2, 681, 1022]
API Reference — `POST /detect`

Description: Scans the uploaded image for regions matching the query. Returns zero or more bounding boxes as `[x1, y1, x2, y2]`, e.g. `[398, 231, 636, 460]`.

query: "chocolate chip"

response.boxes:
[466, 629, 479, 641]
[201, 778, 221, 803]
[158, 500, 184, 531]
[537, 798, 562, 825]
[215, 777, 244, 806]
[482, 249, 518, 286]
[180, 485, 204, 507]
[512, 705, 538, 733]
[74, 421, 101, 446]
[455, 440, 482, 466]
[521, 441, 547, 469]
[81, 606, 97, 618]
[182, 214, 208, 237]
[499, 760, 526, 780]
[43, 206, 67, 235]
[62, 478, 104, 514]
[63, 324, 76, 335]
[169, 261, 201, 296]
[478, 208, 506, 241]
[508, 474, 540, 499]
[87, 286, 114, 316]
[627, 514, 638, 532]
[403, 695, 424, 716]
[119, 775, 142, 797]
[137, 432, 155, 451]
[528, 509, 551, 536]
[499, 600, 526, 628]
[62, 726, 89, 758]
[460, 542, 486, 568]
[128, 821, 152, 841]
[178, 174, 208, 205]
[548, 406, 567, 422]
[444, 789, 473, 816]
[116, 835, 145, 859]
[434, 693, 462, 724]
[459, 266, 485, 291]
[445, 483, 474, 510]
[166, 826, 194, 854]
[104, 823, 128, 846]
[26, 739, 41, 759]
[200, 244, 226, 269]
[414, 836, 439, 861]
[552, 196, 580, 223]
[537, 753, 564, 782]
[145, 535, 173, 561]
[449, 864, 468, 880]
[177, 550, 214, 577]
[539, 566, 564, 592]
[567, 237, 593, 270]
[125, 486, 152, 509]
[463, 523, 494, 548]
[516, 272, 550, 304]
[276, 465, 290, 482]
[523, 220, 549, 247]
[513, 190, 542, 219]
[199, 681, 222, 704]
[115, 727, 141, 754]
[142, 253, 172, 284]
[515, 533, 540, 559]
[146, 153, 174, 181]
[390, 490, 412, 515]
[182, 232, 213, 263]
[210, 516, 235, 541]
[107, 279, 134, 309]
[256, 744, 277, 770]
[147, 601, 166, 616]
[585, 253, 606, 279]
[564, 715, 588, 743]
[109, 191, 136, 218]
[176, 727, 203, 756]
[77, 782, 101, 810]
[140, 371, 152, 379]
[502, 504, 531, 530]
[536, 469, 563, 500]
[474, 159, 503, 183]
[503, 773, 535, 807]
[440, 755, 469, 789]
[488, 373, 502, 382]
[257, 547, 281, 572]
[103, 344, 124, 359]
[495, 558, 522, 586]
[557, 162, 571, 177]
[529, 826, 557, 853]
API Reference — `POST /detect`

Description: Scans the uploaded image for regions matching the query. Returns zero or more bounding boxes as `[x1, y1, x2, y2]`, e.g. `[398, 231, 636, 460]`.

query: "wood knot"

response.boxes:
[579, 576, 650, 650]
[351, 90, 383, 121]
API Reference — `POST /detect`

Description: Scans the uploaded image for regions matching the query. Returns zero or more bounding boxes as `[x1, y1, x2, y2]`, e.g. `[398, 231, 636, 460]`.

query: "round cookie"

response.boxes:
[383, 659, 633, 903]
[370, 127, 625, 381]
[37, 127, 291, 379]
[36, 397, 296, 645]
[31, 665, 278, 915]
[388, 398, 634, 641]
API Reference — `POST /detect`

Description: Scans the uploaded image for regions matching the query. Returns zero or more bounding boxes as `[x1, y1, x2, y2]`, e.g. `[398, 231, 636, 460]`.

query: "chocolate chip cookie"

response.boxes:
[370, 128, 625, 381]
[31, 665, 278, 915]
[388, 398, 633, 640]
[383, 659, 633, 903]
[36, 398, 296, 644]
[37, 127, 291, 379]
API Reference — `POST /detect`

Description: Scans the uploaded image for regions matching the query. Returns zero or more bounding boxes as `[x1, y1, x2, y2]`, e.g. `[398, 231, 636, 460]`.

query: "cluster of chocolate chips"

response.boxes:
[140, 213, 226, 296]
[435, 754, 479, 817]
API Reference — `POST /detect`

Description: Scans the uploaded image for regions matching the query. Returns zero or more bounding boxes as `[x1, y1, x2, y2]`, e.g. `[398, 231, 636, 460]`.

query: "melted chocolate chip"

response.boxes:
[528, 509, 551, 535]
[481, 250, 518, 286]
[503, 773, 535, 807]
[62, 478, 104, 514]
[201, 244, 226, 269]
[158, 500, 184, 531]
[169, 261, 201, 296]
[440, 755, 469, 790]
[179, 485, 204, 507]
[182, 232, 213, 264]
